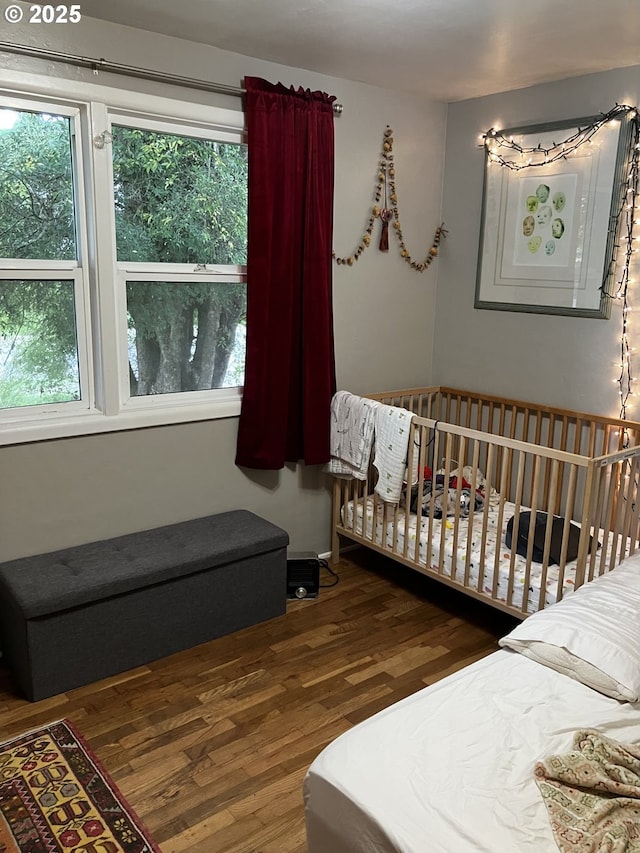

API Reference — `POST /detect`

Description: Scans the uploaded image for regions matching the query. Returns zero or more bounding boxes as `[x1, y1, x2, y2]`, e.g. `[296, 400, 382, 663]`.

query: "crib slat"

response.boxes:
[627, 458, 640, 557]
[437, 432, 455, 577]
[588, 421, 596, 458]
[444, 393, 452, 424]
[477, 443, 495, 595]
[559, 415, 569, 453]
[391, 495, 400, 554]
[463, 440, 482, 588]
[534, 411, 543, 448]
[617, 457, 638, 565]
[450, 435, 467, 577]
[597, 462, 618, 578]
[575, 463, 596, 590]
[555, 464, 578, 602]
[588, 465, 607, 582]
[521, 455, 542, 615]
[331, 478, 342, 563]
[402, 424, 419, 560]
[492, 448, 511, 602]
[554, 416, 569, 514]
[608, 462, 627, 568]
[464, 399, 472, 430]
[537, 458, 560, 612]
[425, 427, 440, 570]
[496, 404, 507, 489]
[542, 413, 556, 512]
[412, 423, 429, 565]
[505, 450, 526, 609]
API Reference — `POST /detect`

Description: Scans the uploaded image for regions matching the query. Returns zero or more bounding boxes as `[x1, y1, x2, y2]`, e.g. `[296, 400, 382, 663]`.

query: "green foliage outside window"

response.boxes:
[0, 110, 76, 261]
[0, 108, 248, 410]
[112, 126, 248, 396]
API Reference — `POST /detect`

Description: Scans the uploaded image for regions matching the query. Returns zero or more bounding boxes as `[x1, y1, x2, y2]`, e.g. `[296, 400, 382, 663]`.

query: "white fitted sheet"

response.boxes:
[304, 649, 640, 853]
[343, 497, 625, 613]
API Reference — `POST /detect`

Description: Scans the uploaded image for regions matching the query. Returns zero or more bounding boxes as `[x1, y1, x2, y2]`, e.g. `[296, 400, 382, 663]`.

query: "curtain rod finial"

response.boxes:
[333, 103, 343, 116]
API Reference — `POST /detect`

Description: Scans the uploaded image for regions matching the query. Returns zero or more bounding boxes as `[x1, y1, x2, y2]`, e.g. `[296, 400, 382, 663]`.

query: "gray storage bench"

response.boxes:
[0, 510, 288, 701]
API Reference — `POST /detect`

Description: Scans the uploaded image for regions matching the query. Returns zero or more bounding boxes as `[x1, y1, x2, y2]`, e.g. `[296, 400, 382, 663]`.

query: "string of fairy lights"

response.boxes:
[481, 104, 640, 429]
[611, 113, 640, 431]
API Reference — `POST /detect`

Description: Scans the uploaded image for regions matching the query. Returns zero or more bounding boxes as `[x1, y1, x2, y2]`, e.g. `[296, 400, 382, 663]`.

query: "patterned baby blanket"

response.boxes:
[372, 402, 415, 504]
[535, 729, 640, 852]
[326, 390, 379, 480]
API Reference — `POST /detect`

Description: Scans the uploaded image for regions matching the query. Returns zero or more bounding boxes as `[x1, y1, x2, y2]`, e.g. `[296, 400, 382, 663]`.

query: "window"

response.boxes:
[111, 122, 247, 398]
[0, 279, 81, 408]
[0, 103, 89, 414]
[0, 83, 247, 444]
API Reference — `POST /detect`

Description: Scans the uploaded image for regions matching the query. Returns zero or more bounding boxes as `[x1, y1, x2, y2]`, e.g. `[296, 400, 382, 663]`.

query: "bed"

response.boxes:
[331, 386, 640, 617]
[304, 550, 640, 853]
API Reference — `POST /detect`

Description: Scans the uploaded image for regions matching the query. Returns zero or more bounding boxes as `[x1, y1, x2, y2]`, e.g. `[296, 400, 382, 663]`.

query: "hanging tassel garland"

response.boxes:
[378, 209, 392, 252]
[333, 125, 446, 270]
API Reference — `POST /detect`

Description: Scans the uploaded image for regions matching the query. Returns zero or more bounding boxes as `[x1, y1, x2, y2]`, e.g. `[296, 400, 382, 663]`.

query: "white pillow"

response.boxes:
[499, 555, 640, 702]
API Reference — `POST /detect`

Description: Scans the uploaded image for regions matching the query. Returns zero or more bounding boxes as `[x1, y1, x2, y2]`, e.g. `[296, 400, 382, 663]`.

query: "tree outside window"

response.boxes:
[0, 101, 248, 420]
[0, 108, 81, 409]
[111, 125, 247, 397]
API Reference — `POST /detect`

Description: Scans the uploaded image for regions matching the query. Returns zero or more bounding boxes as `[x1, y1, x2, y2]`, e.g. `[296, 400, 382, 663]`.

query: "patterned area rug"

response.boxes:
[0, 719, 161, 852]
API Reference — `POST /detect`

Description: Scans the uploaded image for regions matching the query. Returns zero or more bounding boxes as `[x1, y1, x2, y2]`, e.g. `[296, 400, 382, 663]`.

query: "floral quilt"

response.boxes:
[535, 730, 640, 852]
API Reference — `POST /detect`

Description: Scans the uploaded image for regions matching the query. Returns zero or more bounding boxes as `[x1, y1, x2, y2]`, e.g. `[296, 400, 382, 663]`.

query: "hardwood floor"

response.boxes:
[0, 549, 518, 852]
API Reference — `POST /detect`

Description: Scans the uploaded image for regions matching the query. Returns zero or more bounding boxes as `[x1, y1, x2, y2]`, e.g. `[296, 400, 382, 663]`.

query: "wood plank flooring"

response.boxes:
[0, 548, 519, 853]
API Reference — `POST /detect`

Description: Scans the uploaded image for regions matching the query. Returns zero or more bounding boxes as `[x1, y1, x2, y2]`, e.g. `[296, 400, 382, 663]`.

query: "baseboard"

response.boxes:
[317, 543, 359, 561]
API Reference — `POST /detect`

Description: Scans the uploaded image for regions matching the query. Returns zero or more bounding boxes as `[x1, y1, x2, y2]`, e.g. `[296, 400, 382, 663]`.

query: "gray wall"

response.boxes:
[435, 66, 640, 415]
[0, 10, 446, 560]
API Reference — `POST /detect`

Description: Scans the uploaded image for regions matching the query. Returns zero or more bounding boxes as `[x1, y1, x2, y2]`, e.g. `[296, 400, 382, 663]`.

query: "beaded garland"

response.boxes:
[333, 125, 446, 271]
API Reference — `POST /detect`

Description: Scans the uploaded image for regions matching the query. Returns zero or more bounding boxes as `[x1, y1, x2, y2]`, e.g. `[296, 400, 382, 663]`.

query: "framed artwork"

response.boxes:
[475, 113, 634, 317]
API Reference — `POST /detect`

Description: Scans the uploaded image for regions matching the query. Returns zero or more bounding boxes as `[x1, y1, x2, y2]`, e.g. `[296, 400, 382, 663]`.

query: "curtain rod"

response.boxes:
[0, 41, 344, 115]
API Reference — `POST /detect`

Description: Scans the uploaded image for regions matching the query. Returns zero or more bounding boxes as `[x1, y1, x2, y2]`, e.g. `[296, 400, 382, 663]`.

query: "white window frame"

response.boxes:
[0, 95, 95, 422]
[0, 70, 246, 446]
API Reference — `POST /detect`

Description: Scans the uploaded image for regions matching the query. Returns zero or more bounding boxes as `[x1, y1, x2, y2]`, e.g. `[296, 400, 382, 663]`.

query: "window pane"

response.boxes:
[0, 280, 80, 408]
[126, 281, 246, 396]
[0, 109, 76, 260]
[112, 127, 247, 265]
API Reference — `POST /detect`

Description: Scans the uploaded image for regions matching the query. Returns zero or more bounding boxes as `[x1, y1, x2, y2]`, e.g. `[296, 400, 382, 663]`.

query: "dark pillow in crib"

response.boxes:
[505, 511, 599, 565]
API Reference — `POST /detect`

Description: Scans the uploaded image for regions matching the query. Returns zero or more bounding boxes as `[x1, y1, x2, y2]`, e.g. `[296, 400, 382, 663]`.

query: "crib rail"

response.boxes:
[369, 386, 640, 456]
[332, 394, 640, 619]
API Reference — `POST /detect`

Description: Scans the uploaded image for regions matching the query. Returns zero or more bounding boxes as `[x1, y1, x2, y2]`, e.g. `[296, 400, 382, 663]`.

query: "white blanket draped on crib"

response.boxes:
[373, 403, 415, 504]
[326, 392, 416, 502]
[326, 390, 379, 480]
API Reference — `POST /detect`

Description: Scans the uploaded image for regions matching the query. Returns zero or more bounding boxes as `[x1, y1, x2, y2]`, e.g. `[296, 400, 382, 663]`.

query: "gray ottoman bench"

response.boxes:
[0, 510, 288, 701]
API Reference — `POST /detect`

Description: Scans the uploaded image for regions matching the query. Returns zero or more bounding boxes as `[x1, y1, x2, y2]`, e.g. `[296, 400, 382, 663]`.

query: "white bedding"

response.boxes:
[308, 512, 640, 853]
[304, 648, 640, 853]
[343, 497, 626, 613]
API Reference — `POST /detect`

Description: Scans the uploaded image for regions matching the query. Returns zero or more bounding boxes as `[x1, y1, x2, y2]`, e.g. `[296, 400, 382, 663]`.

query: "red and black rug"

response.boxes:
[0, 719, 161, 852]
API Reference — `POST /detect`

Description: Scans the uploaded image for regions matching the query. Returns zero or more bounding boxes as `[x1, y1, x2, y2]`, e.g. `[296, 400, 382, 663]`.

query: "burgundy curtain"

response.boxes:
[235, 76, 337, 469]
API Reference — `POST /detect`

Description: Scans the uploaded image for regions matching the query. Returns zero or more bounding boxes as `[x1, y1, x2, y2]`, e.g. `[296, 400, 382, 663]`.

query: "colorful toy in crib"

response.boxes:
[407, 467, 485, 519]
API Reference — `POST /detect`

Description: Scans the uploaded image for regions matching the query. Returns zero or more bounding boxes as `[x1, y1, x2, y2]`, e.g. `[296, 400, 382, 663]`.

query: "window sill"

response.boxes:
[0, 396, 242, 446]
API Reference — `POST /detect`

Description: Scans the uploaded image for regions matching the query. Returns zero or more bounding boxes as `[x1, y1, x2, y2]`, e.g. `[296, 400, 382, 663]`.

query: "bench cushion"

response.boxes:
[0, 510, 288, 619]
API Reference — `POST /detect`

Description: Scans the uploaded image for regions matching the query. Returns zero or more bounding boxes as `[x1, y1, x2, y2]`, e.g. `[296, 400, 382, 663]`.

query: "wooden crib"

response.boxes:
[331, 386, 640, 618]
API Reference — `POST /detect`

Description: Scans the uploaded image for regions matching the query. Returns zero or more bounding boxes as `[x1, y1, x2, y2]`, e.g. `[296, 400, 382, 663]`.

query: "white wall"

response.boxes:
[0, 9, 446, 559]
[435, 66, 640, 416]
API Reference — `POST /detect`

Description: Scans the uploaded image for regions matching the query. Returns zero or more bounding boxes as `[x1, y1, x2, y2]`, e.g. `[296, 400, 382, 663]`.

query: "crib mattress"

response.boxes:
[343, 497, 624, 613]
[304, 648, 640, 853]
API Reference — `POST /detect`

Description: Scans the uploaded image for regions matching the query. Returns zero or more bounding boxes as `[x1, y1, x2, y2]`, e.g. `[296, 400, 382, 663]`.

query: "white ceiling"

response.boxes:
[76, 0, 640, 102]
